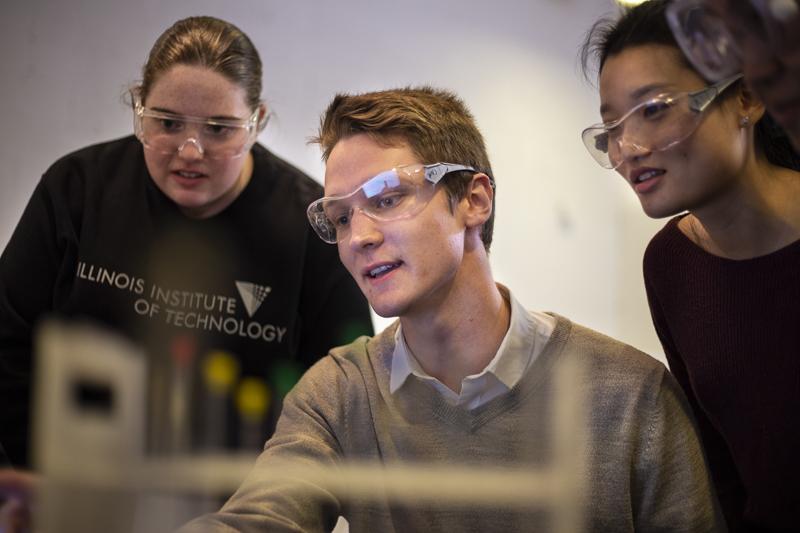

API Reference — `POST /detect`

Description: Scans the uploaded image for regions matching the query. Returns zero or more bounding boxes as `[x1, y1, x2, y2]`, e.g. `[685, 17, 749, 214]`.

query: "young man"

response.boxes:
[180, 87, 723, 532]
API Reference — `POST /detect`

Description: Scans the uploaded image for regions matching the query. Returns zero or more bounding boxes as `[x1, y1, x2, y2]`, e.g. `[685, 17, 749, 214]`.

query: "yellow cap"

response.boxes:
[202, 351, 239, 395]
[236, 378, 271, 421]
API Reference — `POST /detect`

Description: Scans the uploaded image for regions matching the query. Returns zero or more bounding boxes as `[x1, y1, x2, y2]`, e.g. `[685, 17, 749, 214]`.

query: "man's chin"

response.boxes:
[370, 305, 402, 319]
[367, 297, 406, 319]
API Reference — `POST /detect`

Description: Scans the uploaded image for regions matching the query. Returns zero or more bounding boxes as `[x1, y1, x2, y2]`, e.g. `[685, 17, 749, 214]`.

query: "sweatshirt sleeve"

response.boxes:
[632, 367, 726, 532]
[0, 171, 81, 467]
[176, 356, 348, 533]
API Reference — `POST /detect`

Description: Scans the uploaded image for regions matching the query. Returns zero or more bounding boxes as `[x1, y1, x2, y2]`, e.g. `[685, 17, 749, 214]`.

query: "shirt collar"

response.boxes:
[389, 285, 555, 395]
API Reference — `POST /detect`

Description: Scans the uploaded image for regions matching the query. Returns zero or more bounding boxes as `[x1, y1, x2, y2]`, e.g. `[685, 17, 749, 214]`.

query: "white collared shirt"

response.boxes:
[389, 286, 556, 409]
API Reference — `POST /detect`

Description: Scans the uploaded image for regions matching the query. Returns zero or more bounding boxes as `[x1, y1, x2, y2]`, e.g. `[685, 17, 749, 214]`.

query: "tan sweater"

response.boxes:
[179, 314, 725, 532]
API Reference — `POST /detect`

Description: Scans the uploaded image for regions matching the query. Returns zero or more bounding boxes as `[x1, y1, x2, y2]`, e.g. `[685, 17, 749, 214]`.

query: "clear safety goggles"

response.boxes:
[582, 74, 742, 170]
[306, 163, 479, 244]
[666, 0, 798, 82]
[133, 95, 262, 160]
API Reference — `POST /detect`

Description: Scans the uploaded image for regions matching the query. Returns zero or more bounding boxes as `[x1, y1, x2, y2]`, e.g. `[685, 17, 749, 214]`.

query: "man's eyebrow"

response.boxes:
[325, 170, 389, 198]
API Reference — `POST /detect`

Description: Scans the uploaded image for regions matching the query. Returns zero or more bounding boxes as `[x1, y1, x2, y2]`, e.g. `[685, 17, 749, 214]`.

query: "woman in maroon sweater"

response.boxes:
[581, 1, 800, 531]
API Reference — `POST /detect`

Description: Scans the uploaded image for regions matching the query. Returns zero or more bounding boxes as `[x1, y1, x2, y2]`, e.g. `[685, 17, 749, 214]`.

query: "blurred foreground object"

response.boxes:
[667, 0, 800, 147]
[29, 321, 589, 533]
[32, 321, 254, 533]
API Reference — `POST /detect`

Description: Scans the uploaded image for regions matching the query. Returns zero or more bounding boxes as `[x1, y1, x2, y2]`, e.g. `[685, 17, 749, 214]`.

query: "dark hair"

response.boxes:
[135, 16, 262, 110]
[581, 0, 800, 171]
[311, 86, 496, 251]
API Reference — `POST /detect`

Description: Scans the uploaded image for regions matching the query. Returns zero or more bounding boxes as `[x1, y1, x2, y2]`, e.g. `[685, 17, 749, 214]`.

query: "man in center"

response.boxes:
[181, 86, 723, 532]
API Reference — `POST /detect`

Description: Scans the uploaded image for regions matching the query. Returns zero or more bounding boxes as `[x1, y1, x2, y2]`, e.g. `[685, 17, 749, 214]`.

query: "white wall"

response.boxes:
[0, 0, 666, 361]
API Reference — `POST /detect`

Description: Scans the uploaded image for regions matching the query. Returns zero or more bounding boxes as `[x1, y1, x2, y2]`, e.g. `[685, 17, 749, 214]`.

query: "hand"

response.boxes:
[0, 470, 37, 533]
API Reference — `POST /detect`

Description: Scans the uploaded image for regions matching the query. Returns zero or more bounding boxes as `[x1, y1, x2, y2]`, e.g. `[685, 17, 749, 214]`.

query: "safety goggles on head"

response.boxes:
[133, 95, 262, 160]
[581, 74, 742, 170]
[666, 0, 798, 82]
[306, 163, 480, 244]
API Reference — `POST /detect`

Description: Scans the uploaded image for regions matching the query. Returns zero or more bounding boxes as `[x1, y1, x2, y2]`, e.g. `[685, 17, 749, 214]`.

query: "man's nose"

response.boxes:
[345, 208, 383, 250]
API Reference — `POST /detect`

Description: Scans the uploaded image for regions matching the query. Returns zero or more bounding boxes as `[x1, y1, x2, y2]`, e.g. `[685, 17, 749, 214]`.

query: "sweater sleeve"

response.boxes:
[644, 273, 746, 532]
[295, 232, 373, 367]
[177, 356, 348, 533]
[0, 173, 80, 467]
[632, 367, 726, 532]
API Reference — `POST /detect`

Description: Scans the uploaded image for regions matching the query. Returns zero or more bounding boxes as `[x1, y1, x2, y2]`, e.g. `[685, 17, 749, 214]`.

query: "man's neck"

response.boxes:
[398, 260, 511, 393]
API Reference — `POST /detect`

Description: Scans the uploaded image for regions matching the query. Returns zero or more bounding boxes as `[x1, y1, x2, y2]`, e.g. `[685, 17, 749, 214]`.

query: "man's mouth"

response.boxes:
[366, 262, 402, 279]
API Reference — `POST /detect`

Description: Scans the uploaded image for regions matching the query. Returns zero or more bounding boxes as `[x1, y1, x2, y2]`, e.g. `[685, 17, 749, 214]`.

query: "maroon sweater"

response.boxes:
[643, 215, 800, 532]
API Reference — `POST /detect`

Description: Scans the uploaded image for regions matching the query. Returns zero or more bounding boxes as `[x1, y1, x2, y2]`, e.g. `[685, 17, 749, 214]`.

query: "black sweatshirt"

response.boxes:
[0, 136, 373, 467]
[644, 215, 800, 532]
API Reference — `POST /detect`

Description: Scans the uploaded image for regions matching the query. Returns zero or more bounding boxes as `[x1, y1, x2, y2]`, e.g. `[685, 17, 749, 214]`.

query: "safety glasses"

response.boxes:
[133, 95, 262, 160]
[666, 0, 798, 81]
[307, 163, 478, 244]
[582, 74, 742, 169]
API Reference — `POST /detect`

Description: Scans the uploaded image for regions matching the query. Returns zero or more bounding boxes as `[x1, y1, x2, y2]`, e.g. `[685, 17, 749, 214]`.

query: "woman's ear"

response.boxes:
[462, 173, 494, 229]
[737, 83, 766, 126]
[257, 103, 270, 132]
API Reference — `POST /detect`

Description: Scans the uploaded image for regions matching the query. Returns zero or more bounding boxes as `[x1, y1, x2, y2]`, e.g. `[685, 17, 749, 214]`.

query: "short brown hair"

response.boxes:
[135, 16, 262, 110]
[312, 86, 495, 251]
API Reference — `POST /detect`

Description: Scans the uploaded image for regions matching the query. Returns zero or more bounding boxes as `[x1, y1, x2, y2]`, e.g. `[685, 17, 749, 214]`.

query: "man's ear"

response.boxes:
[462, 173, 494, 229]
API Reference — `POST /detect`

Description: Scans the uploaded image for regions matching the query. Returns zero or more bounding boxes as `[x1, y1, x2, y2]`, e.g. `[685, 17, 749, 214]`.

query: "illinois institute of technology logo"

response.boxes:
[235, 281, 272, 318]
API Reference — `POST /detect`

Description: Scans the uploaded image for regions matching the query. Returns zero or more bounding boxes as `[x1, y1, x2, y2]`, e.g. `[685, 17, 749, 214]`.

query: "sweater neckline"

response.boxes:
[372, 314, 573, 432]
[666, 213, 800, 265]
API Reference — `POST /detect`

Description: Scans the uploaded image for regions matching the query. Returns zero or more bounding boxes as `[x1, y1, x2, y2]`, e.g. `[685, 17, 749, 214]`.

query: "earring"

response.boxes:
[740, 116, 751, 128]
